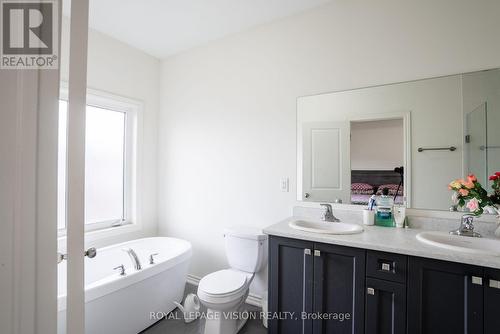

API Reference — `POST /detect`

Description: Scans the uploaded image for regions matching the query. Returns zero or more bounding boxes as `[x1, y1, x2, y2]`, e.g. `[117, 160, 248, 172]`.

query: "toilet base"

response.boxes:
[203, 307, 248, 334]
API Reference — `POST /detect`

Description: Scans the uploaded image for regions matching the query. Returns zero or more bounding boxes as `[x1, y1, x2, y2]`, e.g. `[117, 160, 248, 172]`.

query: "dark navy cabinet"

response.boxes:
[407, 257, 484, 334]
[269, 236, 365, 334]
[484, 268, 500, 334]
[365, 251, 407, 334]
[313, 243, 365, 334]
[365, 278, 406, 334]
[269, 237, 314, 334]
[269, 236, 499, 334]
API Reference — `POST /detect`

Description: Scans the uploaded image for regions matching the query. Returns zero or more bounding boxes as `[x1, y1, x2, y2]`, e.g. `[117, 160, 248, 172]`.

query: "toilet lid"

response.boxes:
[199, 269, 248, 296]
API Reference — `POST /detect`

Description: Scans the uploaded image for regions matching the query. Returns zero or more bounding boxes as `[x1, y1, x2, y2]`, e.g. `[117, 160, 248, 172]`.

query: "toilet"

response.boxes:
[197, 227, 268, 334]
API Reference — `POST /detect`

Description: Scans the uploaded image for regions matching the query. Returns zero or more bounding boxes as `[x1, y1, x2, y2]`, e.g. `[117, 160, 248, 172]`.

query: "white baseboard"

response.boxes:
[186, 274, 262, 308]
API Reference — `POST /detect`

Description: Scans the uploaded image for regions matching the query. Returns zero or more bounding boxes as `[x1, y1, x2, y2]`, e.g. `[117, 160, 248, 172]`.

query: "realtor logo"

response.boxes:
[1, 0, 58, 69]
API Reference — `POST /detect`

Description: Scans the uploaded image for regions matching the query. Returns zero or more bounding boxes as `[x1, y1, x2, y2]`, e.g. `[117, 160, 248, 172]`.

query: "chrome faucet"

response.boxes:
[320, 203, 340, 222]
[450, 214, 481, 237]
[123, 248, 142, 270]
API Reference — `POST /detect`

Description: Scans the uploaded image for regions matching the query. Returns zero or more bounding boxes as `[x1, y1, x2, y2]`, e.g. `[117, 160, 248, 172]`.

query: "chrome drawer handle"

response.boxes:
[314, 250, 321, 257]
[367, 287, 375, 295]
[472, 276, 483, 285]
[489, 279, 500, 289]
[381, 263, 391, 271]
[304, 248, 311, 256]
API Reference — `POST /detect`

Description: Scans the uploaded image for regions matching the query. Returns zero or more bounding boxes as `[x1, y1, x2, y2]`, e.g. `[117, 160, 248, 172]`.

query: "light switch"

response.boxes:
[280, 177, 289, 192]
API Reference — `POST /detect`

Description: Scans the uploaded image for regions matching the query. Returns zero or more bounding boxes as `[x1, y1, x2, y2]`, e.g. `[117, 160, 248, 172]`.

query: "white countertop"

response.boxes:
[264, 217, 500, 270]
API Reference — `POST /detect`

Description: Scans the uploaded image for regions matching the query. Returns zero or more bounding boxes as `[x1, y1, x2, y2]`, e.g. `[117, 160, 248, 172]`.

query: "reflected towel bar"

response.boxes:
[418, 146, 456, 152]
[480, 145, 500, 151]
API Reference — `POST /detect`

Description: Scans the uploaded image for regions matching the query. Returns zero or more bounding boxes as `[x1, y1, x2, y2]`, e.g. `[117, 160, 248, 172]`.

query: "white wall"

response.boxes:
[60, 19, 160, 248]
[158, 0, 500, 297]
[351, 120, 404, 171]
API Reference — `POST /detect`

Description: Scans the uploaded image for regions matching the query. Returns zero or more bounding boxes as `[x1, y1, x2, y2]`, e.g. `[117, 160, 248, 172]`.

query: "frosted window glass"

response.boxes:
[84, 106, 125, 224]
[57, 102, 127, 229]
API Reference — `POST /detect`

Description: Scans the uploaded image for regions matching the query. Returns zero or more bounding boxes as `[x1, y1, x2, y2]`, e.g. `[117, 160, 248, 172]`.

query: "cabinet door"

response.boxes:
[407, 257, 483, 334]
[313, 243, 365, 334]
[365, 278, 406, 334]
[485, 268, 500, 334]
[269, 236, 314, 334]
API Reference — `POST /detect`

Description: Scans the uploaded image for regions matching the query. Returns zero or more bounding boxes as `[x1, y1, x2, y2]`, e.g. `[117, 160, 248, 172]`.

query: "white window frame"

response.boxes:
[58, 85, 141, 236]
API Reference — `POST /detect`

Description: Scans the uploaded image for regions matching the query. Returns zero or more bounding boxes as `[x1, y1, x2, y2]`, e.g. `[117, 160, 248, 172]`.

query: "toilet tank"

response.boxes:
[224, 227, 268, 273]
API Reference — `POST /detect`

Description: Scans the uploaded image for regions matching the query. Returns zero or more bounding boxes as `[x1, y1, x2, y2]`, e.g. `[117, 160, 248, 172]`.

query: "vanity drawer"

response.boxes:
[366, 251, 407, 283]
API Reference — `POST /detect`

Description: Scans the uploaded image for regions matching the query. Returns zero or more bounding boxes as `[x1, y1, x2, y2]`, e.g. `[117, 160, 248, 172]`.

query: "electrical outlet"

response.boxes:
[280, 177, 289, 192]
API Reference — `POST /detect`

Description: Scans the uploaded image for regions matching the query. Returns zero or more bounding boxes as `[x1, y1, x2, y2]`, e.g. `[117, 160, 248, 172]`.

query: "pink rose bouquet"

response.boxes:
[490, 172, 500, 206]
[448, 174, 493, 216]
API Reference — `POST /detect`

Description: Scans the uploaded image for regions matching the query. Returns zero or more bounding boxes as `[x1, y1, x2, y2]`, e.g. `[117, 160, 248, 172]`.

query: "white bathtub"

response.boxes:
[57, 237, 192, 334]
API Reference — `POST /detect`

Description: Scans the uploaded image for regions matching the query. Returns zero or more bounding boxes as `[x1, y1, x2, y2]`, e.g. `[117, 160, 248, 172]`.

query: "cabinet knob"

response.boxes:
[304, 193, 310, 198]
[367, 287, 375, 295]
[471, 276, 483, 285]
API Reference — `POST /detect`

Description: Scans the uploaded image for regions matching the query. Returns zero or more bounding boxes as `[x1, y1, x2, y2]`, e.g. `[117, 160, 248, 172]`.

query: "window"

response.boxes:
[57, 90, 138, 232]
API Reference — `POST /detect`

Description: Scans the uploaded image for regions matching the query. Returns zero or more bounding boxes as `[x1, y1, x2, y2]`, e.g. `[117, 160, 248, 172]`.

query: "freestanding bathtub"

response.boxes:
[57, 237, 192, 334]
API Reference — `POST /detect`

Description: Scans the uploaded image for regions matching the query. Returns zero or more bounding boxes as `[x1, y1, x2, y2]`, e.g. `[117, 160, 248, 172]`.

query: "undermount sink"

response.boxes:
[416, 231, 500, 256]
[289, 220, 364, 235]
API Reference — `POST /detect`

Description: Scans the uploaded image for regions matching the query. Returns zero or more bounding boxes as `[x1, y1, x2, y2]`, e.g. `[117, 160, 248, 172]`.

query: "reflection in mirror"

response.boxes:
[350, 119, 405, 206]
[297, 68, 500, 212]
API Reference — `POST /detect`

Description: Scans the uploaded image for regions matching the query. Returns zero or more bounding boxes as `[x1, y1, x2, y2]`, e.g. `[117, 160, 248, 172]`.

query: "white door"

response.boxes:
[0, 59, 60, 334]
[0, 0, 88, 333]
[301, 121, 351, 203]
[63, 1, 90, 334]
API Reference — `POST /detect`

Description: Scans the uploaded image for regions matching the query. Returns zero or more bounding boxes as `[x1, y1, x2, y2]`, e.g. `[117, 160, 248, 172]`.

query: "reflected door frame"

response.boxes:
[348, 111, 412, 207]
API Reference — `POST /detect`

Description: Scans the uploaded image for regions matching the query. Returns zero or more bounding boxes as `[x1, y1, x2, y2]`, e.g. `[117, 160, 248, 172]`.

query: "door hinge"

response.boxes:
[465, 135, 470, 143]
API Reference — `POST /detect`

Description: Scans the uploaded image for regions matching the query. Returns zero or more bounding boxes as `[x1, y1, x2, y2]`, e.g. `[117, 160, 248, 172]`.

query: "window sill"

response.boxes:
[57, 222, 141, 244]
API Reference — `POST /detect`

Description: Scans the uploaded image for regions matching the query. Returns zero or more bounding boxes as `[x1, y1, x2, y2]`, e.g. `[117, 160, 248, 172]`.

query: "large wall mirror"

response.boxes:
[297, 68, 500, 211]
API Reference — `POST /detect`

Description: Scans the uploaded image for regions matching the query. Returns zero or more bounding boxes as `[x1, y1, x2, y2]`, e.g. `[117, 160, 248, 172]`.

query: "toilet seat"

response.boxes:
[198, 269, 252, 304]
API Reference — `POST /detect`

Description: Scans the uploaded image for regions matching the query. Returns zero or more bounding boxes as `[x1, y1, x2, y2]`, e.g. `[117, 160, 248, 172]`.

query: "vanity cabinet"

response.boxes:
[481, 268, 500, 334]
[407, 257, 484, 334]
[268, 236, 365, 334]
[269, 236, 500, 334]
[365, 251, 407, 334]
[269, 237, 314, 334]
[365, 278, 406, 334]
[312, 243, 365, 334]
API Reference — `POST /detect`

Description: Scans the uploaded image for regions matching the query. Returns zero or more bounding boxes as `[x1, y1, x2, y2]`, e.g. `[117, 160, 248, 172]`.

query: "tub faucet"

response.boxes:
[123, 248, 142, 270]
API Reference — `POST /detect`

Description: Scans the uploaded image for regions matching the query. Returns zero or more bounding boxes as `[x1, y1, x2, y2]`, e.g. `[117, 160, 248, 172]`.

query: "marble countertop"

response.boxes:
[264, 216, 500, 270]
